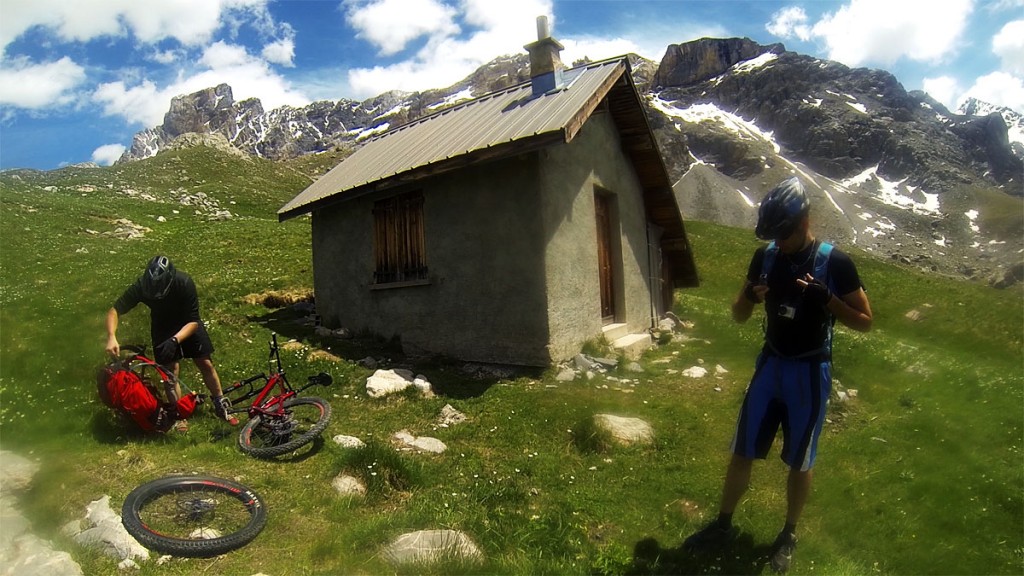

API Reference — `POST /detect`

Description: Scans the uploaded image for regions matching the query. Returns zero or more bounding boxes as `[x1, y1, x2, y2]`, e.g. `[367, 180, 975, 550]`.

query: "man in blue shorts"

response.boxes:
[105, 255, 239, 429]
[684, 177, 873, 573]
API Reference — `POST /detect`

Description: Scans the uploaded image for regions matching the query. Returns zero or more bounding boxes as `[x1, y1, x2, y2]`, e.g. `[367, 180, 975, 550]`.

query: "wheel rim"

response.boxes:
[137, 484, 256, 541]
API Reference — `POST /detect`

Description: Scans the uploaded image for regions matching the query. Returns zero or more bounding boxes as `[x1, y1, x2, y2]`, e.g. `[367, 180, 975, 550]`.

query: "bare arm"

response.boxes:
[105, 308, 121, 357]
[827, 288, 873, 332]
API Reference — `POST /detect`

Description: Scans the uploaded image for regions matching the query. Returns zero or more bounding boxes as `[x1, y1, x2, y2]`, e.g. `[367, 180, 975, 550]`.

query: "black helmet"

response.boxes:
[755, 177, 809, 240]
[142, 255, 175, 299]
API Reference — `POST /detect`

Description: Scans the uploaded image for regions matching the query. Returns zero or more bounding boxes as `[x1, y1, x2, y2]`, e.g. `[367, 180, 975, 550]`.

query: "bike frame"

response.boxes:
[223, 334, 326, 420]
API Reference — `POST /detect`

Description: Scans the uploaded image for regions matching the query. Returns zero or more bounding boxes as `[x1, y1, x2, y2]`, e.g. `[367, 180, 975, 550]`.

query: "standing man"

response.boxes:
[684, 177, 872, 573]
[106, 255, 239, 428]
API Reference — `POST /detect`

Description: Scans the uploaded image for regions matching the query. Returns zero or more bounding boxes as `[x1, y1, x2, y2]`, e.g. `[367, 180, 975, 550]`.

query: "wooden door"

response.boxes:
[595, 193, 615, 322]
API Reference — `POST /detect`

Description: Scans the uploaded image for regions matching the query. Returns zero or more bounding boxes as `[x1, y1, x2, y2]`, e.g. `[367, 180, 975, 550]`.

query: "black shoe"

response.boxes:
[769, 530, 797, 573]
[682, 520, 738, 550]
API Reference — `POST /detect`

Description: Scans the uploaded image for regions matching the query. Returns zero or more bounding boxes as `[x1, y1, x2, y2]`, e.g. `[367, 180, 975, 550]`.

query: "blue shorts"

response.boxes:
[731, 353, 831, 471]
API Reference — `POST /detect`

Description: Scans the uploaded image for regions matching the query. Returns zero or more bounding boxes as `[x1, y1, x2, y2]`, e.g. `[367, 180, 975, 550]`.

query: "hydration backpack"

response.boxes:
[761, 240, 836, 359]
[96, 363, 198, 432]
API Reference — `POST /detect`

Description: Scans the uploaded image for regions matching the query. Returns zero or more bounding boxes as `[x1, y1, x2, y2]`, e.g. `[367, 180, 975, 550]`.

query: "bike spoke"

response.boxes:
[136, 485, 253, 540]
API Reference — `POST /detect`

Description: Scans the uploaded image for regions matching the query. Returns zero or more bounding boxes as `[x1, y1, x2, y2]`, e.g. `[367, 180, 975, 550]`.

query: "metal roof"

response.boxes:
[279, 59, 627, 220]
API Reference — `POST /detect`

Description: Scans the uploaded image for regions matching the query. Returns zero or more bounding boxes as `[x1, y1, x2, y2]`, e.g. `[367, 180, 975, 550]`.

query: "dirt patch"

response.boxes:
[308, 350, 342, 363]
[243, 289, 313, 308]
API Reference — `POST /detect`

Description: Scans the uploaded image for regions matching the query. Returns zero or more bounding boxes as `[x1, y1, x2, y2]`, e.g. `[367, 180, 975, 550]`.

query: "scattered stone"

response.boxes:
[66, 496, 149, 563]
[681, 366, 708, 378]
[383, 530, 483, 566]
[573, 354, 598, 372]
[593, 414, 655, 446]
[366, 369, 416, 398]
[412, 376, 435, 398]
[905, 309, 922, 321]
[555, 368, 576, 382]
[393, 430, 447, 454]
[357, 356, 379, 370]
[625, 362, 643, 373]
[438, 404, 467, 427]
[332, 474, 367, 497]
[333, 435, 366, 449]
[658, 317, 677, 332]
[592, 357, 618, 370]
[714, 364, 728, 375]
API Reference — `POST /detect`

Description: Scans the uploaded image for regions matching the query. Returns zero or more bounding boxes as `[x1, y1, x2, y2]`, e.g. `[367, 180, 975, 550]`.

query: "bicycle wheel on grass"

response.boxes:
[238, 396, 332, 458]
[121, 475, 267, 558]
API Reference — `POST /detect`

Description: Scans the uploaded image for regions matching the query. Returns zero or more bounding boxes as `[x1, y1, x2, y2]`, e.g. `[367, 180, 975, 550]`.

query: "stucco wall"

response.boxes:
[539, 110, 655, 360]
[311, 152, 554, 365]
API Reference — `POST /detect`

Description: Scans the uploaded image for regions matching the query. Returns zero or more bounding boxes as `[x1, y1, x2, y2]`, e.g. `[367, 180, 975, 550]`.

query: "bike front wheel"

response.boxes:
[238, 396, 332, 458]
[121, 475, 267, 558]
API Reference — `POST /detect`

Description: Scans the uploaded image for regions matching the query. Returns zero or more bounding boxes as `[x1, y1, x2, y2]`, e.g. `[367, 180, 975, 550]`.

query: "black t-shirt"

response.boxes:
[745, 241, 863, 357]
[114, 271, 202, 342]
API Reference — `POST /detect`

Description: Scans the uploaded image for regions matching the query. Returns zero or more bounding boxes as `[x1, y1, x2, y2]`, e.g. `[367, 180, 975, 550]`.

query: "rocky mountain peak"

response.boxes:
[653, 37, 784, 88]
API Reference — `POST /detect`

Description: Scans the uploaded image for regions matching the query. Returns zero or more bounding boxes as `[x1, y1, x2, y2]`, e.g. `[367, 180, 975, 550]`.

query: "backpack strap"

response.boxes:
[760, 240, 779, 282]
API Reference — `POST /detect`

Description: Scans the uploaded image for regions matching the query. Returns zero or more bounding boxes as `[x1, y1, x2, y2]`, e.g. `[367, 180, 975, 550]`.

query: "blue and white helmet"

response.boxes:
[755, 177, 809, 240]
[141, 255, 175, 300]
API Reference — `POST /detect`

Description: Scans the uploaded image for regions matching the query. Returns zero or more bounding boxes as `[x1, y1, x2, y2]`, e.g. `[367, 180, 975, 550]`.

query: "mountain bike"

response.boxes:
[121, 475, 267, 557]
[222, 333, 333, 458]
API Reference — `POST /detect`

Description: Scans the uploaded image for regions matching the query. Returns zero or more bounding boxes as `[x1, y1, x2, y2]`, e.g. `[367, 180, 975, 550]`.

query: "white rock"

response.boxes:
[383, 530, 483, 565]
[393, 430, 447, 454]
[366, 369, 413, 398]
[715, 364, 729, 375]
[71, 496, 149, 562]
[333, 435, 366, 449]
[682, 366, 708, 378]
[593, 414, 655, 446]
[555, 368, 576, 381]
[331, 474, 367, 497]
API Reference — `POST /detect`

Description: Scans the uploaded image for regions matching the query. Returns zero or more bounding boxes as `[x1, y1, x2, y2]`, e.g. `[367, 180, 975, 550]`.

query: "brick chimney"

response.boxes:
[524, 15, 565, 97]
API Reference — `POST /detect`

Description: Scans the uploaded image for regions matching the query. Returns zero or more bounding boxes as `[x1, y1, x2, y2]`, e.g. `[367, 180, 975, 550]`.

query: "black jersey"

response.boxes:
[745, 241, 863, 358]
[114, 270, 202, 341]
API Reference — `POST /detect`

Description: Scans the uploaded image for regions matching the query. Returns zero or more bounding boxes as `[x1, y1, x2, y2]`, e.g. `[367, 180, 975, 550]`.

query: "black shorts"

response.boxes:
[151, 322, 215, 360]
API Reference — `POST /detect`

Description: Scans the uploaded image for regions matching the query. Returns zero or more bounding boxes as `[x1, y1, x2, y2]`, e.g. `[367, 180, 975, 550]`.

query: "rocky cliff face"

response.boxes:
[117, 38, 1023, 284]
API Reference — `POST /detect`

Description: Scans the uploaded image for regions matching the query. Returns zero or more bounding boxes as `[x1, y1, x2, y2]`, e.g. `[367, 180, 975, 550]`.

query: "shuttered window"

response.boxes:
[372, 191, 428, 284]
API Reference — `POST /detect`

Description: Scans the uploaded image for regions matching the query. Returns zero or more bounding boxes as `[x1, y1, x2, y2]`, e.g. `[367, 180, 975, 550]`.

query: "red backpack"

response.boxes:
[97, 354, 199, 433]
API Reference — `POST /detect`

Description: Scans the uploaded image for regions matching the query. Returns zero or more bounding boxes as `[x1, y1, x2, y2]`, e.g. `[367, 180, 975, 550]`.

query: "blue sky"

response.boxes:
[1, 0, 1021, 170]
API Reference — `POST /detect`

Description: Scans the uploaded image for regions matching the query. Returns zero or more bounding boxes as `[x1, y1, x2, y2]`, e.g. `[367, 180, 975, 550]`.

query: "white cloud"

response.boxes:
[0, 56, 86, 108]
[806, 0, 973, 67]
[345, 0, 459, 56]
[963, 71, 1024, 113]
[1, 0, 268, 53]
[262, 37, 295, 67]
[345, 0, 552, 97]
[766, 7, 812, 41]
[993, 20, 1024, 75]
[922, 76, 961, 111]
[91, 143, 126, 165]
[94, 41, 309, 127]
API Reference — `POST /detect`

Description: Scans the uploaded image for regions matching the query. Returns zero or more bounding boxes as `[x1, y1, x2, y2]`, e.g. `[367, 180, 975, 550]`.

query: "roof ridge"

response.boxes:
[362, 56, 630, 144]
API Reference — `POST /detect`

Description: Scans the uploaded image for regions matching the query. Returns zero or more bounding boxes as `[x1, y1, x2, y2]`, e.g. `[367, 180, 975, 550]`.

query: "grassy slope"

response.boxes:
[0, 149, 1021, 575]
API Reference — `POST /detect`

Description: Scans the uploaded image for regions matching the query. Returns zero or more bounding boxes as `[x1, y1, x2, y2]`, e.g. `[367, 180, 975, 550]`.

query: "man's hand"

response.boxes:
[155, 337, 180, 365]
[744, 282, 769, 304]
[105, 336, 120, 358]
[798, 273, 832, 307]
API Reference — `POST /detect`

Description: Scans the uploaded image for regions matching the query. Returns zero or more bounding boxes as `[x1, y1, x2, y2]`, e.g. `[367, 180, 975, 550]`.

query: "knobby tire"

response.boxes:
[121, 475, 267, 558]
[238, 396, 332, 458]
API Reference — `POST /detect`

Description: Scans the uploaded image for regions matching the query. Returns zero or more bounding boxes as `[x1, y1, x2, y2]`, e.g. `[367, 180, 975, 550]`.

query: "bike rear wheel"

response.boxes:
[121, 475, 267, 558]
[238, 396, 332, 458]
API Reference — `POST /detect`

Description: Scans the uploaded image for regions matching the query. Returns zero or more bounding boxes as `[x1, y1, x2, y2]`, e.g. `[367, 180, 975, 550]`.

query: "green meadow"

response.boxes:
[1, 146, 1021, 575]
